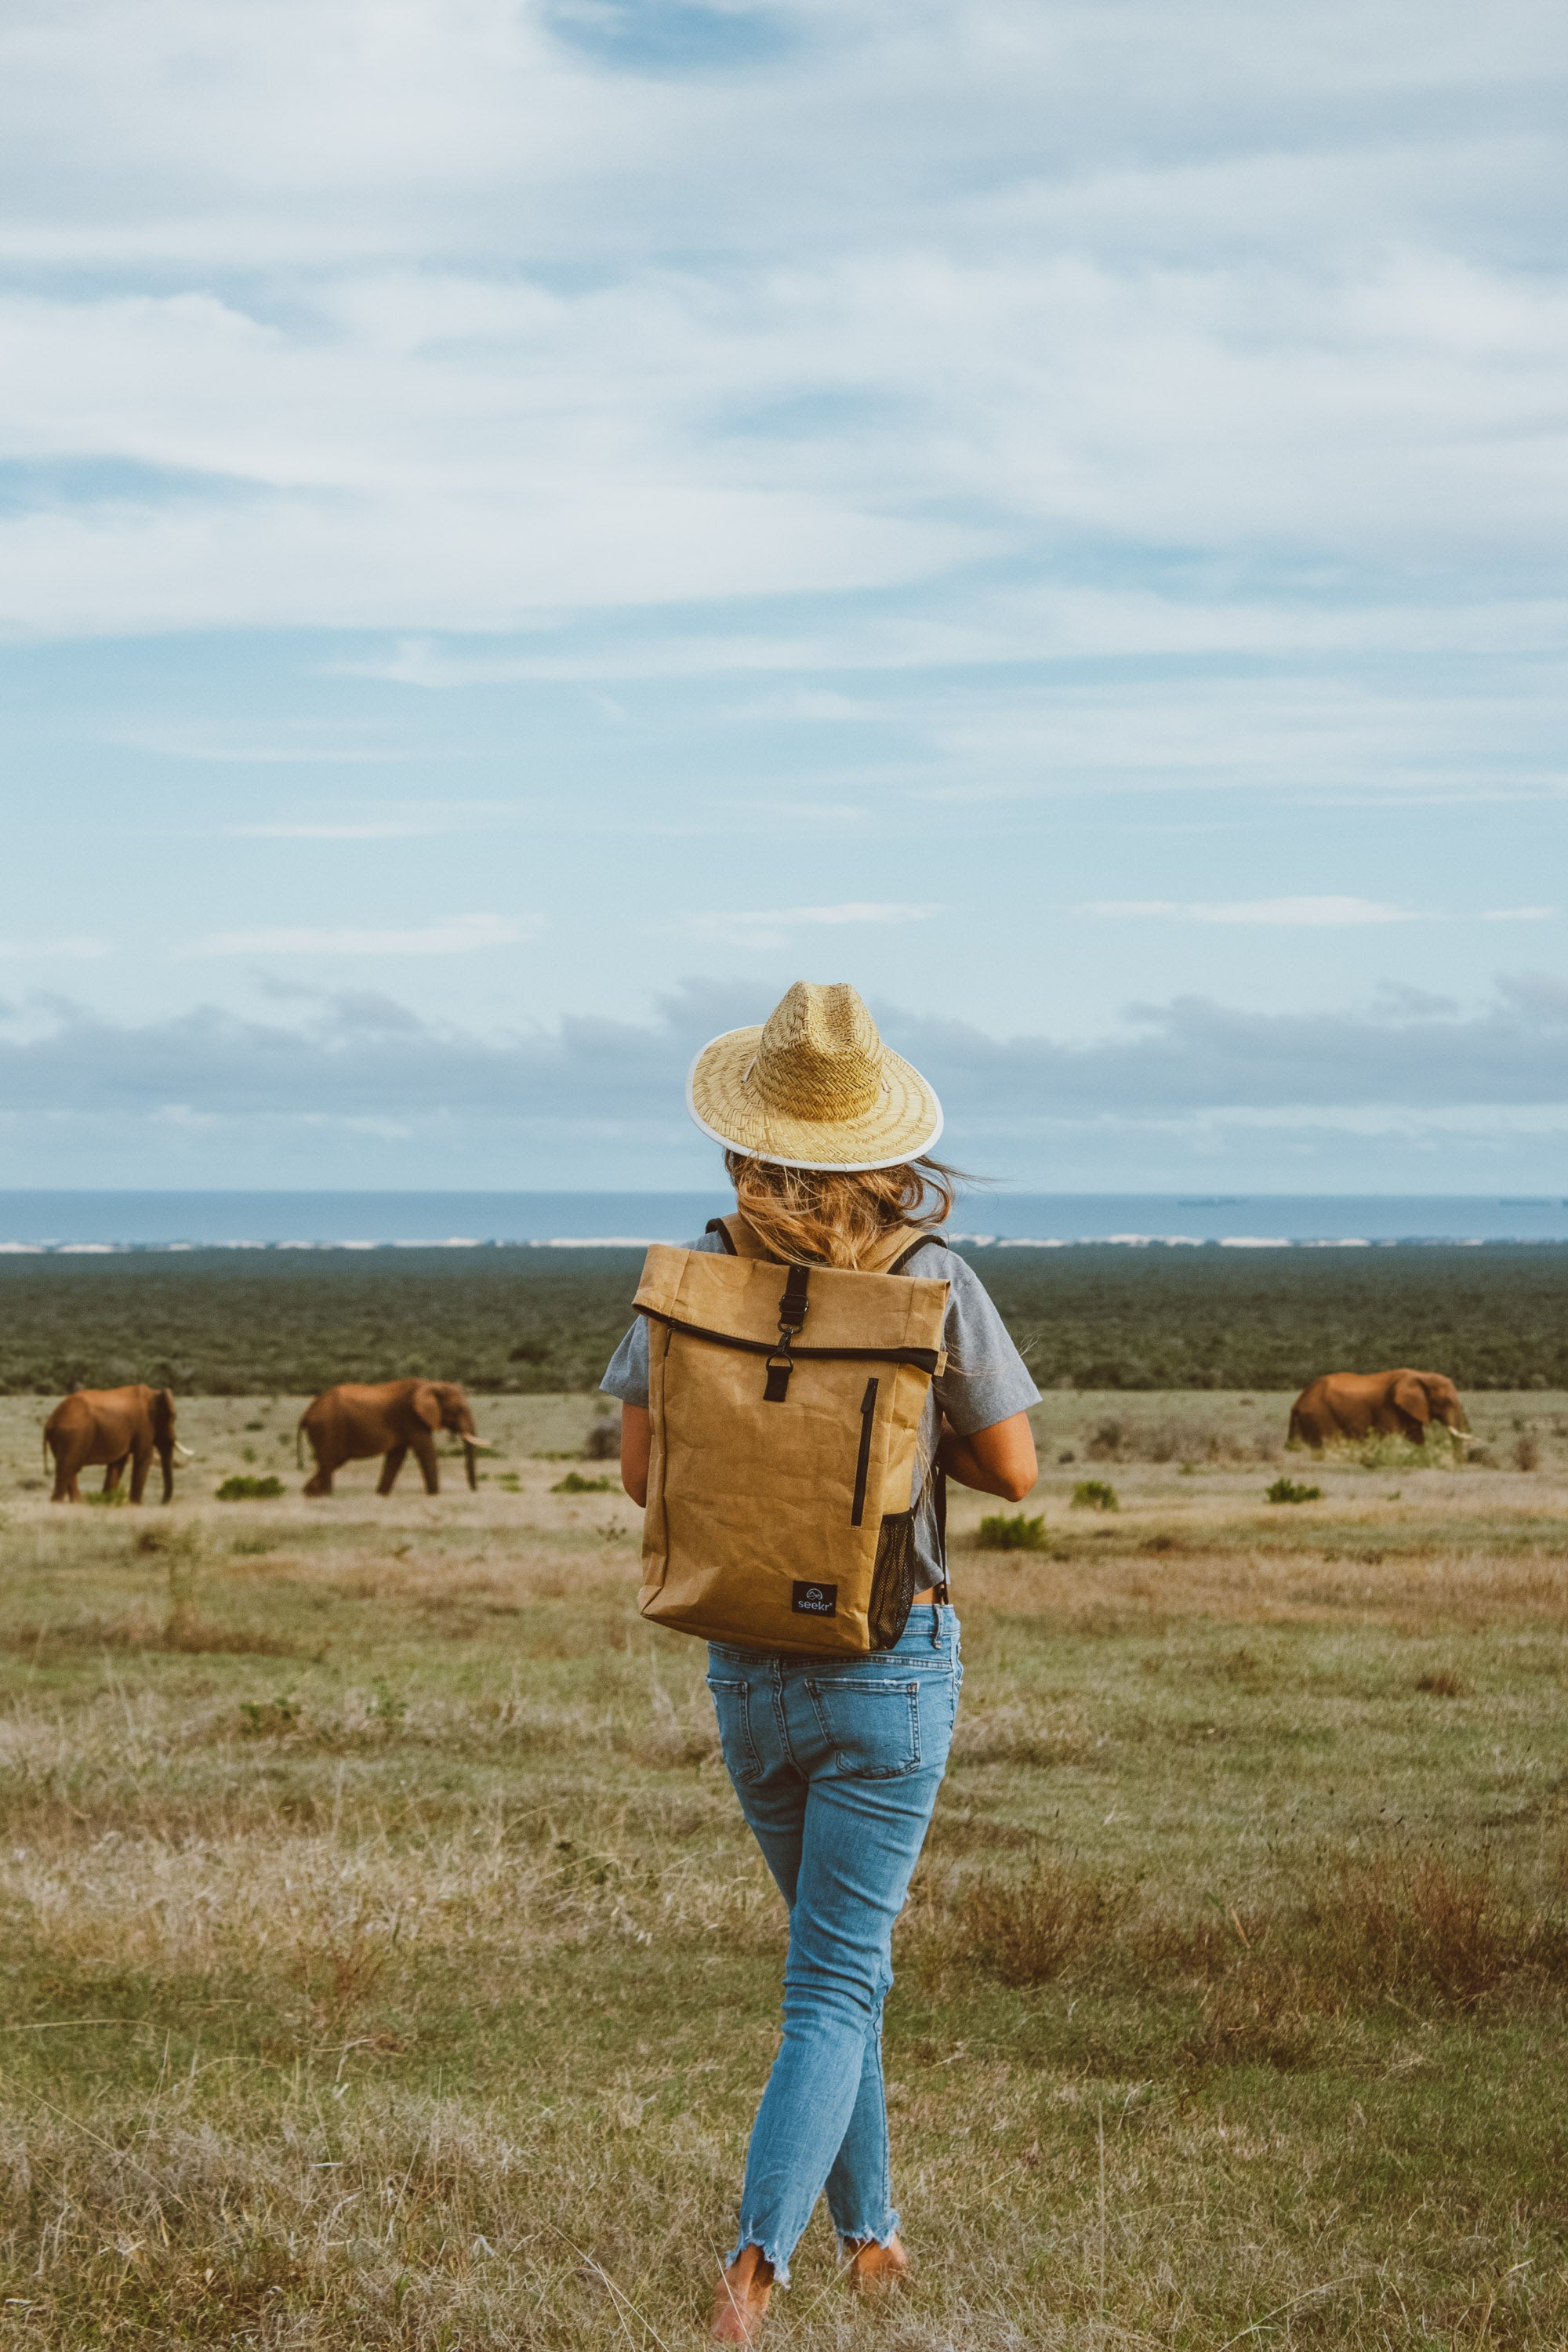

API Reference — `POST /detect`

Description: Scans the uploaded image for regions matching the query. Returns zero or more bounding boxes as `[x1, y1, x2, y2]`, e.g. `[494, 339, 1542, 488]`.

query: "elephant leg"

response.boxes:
[304, 1454, 336, 1497]
[377, 1444, 408, 1496]
[103, 1455, 129, 1495]
[411, 1433, 440, 1495]
[49, 1450, 71, 1503]
[128, 1448, 151, 1504]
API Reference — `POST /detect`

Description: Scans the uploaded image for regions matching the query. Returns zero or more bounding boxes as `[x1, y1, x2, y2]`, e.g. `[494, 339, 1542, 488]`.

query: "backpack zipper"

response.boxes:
[851, 1377, 879, 1526]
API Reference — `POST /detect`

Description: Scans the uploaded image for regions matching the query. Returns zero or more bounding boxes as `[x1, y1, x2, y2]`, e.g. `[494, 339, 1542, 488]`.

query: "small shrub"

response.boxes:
[1514, 1433, 1541, 1472]
[84, 1487, 129, 1507]
[583, 1415, 621, 1461]
[1057, 1447, 1075, 1463]
[1266, 1476, 1322, 1504]
[975, 1512, 1048, 1552]
[1415, 1668, 1472, 1698]
[552, 1470, 617, 1494]
[1070, 1480, 1119, 1512]
[216, 1474, 285, 1501]
[924, 1861, 1130, 1986]
[240, 1693, 300, 1737]
[1085, 1418, 1124, 1462]
[369, 1679, 407, 1725]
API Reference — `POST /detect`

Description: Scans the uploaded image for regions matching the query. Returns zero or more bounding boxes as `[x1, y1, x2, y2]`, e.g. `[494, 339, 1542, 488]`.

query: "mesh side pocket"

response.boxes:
[868, 1509, 922, 1650]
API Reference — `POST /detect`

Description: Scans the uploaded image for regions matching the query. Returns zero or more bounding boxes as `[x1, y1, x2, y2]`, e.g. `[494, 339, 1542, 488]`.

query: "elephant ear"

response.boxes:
[1390, 1373, 1432, 1424]
[411, 1384, 443, 1432]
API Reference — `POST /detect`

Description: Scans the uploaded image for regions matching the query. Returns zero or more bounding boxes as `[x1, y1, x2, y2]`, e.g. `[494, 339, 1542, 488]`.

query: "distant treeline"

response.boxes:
[0, 1243, 1563, 1397]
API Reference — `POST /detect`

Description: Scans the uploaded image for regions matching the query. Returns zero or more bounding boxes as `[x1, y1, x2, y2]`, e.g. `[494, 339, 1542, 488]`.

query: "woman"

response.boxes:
[601, 982, 1040, 2341]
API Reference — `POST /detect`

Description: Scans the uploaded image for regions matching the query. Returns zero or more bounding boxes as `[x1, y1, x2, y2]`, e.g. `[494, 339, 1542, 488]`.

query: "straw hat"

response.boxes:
[687, 982, 943, 1171]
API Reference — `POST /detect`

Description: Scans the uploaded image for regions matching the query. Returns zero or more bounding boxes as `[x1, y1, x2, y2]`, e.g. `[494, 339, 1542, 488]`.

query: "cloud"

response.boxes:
[183, 914, 536, 956]
[223, 806, 508, 840]
[1083, 897, 1418, 927]
[1, 971, 1564, 1134]
[684, 901, 937, 949]
[0, 3, 1565, 657]
[0, 936, 111, 960]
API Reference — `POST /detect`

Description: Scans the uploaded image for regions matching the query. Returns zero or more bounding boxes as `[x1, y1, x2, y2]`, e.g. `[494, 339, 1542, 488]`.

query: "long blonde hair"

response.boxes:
[724, 1152, 958, 1269]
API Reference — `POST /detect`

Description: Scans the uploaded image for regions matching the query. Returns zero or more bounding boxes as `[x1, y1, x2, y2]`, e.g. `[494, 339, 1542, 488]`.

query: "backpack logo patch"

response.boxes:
[791, 1581, 837, 1617]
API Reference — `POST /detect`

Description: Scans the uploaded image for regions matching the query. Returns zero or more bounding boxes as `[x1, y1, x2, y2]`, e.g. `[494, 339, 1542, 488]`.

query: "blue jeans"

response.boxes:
[706, 1606, 961, 2285]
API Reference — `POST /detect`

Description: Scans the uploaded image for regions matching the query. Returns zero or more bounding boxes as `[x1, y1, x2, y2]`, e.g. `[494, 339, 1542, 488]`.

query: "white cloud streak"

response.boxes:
[1083, 897, 1419, 927]
[684, 901, 937, 949]
[183, 914, 535, 956]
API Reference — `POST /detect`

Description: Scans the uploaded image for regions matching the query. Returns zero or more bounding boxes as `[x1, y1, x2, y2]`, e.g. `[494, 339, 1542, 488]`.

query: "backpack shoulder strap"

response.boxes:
[860, 1223, 946, 1276]
[885, 1231, 946, 1277]
[705, 1212, 775, 1260]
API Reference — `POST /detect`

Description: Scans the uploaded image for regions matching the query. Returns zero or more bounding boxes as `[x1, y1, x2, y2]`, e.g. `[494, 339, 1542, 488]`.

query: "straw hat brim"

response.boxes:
[686, 1026, 944, 1173]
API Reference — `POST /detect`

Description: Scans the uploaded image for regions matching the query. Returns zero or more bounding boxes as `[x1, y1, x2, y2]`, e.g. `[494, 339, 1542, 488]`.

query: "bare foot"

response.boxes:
[710, 2244, 774, 2342]
[843, 2233, 909, 2296]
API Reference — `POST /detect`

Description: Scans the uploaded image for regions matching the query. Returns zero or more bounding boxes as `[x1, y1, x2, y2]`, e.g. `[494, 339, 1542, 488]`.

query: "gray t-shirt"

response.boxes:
[600, 1231, 1040, 1588]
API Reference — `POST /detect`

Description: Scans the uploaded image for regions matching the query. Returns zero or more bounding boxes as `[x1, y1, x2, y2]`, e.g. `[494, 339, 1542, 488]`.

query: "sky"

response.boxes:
[2, 0, 1566, 1194]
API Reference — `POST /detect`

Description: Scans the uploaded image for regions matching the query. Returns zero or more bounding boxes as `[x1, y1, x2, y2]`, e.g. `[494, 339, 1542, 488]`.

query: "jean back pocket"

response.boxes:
[806, 1677, 922, 1778]
[706, 1676, 763, 1784]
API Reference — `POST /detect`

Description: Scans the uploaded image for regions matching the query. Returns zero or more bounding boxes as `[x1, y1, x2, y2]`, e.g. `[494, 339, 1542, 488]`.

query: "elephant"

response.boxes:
[296, 1379, 493, 1497]
[1288, 1369, 1472, 1453]
[43, 1385, 191, 1504]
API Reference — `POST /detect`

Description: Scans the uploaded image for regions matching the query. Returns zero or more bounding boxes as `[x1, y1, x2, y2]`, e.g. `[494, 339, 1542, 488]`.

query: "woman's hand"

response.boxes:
[938, 1411, 1037, 1502]
[619, 1403, 651, 1506]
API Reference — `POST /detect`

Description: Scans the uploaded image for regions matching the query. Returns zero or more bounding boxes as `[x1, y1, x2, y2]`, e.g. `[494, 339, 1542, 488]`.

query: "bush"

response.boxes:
[1070, 1479, 1119, 1512]
[215, 1475, 285, 1501]
[551, 1470, 617, 1494]
[975, 1512, 1048, 1552]
[1515, 1433, 1541, 1472]
[583, 1414, 621, 1461]
[1267, 1476, 1322, 1504]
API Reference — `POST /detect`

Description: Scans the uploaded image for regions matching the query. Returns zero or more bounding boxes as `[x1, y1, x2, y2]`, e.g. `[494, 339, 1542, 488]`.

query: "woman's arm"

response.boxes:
[938, 1410, 1037, 1502]
[619, 1403, 651, 1507]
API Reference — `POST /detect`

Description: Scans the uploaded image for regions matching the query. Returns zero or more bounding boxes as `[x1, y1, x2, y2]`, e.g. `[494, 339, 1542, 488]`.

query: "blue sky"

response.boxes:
[2, 0, 1566, 1192]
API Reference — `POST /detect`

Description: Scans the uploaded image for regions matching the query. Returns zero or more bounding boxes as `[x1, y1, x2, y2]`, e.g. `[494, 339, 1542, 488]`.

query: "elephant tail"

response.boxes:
[1287, 1406, 1307, 1449]
[296, 1417, 307, 1468]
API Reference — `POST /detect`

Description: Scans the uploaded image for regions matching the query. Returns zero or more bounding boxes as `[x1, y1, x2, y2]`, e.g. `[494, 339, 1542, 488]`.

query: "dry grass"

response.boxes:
[2, 1394, 1568, 2346]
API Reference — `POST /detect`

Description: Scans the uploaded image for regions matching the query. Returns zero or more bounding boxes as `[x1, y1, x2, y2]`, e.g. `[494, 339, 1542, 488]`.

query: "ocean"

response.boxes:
[0, 1191, 1565, 1250]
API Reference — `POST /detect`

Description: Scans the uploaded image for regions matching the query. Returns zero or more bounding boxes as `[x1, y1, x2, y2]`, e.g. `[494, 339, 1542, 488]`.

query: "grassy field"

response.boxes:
[3, 1392, 1568, 2346]
[2, 1240, 1566, 1395]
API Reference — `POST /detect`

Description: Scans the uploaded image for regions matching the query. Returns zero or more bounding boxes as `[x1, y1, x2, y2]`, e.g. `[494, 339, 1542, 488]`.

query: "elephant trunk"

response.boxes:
[463, 1439, 479, 1492]
[158, 1446, 175, 1505]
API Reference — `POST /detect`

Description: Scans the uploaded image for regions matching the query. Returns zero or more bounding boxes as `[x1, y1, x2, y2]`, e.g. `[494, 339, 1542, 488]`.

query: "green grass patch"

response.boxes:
[974, 1510, 1048, 1551]
[1071, 1478, 1119, 1511]
[1268, 1475, 1323, 1504]
[215, 1472, 286, 1500]
[550, 1470, 618, 1494]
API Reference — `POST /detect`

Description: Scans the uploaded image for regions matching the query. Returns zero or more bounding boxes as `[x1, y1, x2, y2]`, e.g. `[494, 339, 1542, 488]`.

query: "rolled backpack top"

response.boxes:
[633, 1213, 950, 1656]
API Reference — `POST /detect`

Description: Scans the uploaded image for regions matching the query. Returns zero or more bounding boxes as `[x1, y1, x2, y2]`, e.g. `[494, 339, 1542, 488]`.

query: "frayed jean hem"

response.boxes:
[724, 2234, 793, 2289]
[835, 2209, 901, 2254]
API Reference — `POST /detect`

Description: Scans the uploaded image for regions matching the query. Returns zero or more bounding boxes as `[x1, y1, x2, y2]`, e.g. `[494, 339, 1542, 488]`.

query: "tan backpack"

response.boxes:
[633, 1213, 951, 1655]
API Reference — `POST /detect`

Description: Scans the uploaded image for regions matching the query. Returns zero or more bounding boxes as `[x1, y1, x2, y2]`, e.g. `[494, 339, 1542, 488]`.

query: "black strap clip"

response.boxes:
[764, 1264, 811, 1402]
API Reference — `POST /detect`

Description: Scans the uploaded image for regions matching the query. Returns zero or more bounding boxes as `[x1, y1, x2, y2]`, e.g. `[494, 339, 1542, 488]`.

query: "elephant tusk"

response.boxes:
[465, 1437, 497, 1451]
[172, 1442, 194, 1461]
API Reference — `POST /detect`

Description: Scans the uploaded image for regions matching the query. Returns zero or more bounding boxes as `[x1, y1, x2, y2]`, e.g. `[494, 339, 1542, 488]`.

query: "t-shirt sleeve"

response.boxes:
[598, 1230, 728, 1410]
[927, 1247, 1041, 1436]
